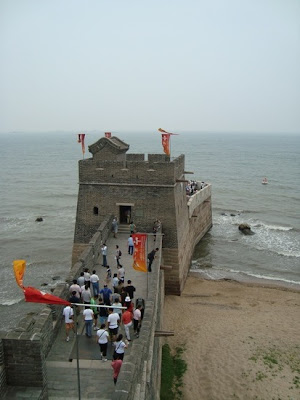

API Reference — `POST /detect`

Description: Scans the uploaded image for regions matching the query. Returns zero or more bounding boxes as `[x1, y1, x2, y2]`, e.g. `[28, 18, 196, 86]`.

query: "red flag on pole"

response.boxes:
[158, 128, 179, 156]
[77, 133, 86, 155]
[132, 234, 147, 272]
[23, 287, 71, 305]
[161, 133, 171, 156]
[12, 259, 71, 305]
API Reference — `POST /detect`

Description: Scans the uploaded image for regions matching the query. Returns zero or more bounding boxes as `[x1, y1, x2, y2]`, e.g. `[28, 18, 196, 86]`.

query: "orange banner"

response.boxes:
[13, 260, 26, 288]
[132, 234, 147, 272]
[161, 133, 170, 156]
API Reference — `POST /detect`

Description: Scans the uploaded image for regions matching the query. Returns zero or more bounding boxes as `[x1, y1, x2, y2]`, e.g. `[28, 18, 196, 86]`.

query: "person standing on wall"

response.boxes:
[129, 221, 136, 234]
[83, 306, 94, 338]
[101, 243, 108, 268]
[147, 248, 159, 272]
[115, 245, 122, 267]
[127, 235, 134, 255]
[112, 217, 118, 238]
[133, 304, 142, 338]
[96, 323, 109, 361]
[90, 270, 100, 296]
[62, 304, 75, 342]
[111, 355, 123, 385]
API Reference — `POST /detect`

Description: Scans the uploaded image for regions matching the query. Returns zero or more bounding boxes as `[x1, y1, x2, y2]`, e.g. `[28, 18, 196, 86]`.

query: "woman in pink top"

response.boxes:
[111, 355, 123, 385]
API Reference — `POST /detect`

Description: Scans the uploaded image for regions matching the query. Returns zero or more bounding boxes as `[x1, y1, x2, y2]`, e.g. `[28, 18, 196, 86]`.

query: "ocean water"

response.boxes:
[0, 132, 299, 330]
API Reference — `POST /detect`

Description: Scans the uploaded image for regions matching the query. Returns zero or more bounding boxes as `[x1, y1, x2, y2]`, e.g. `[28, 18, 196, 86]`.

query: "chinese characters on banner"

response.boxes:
[132, 234, 147, 272]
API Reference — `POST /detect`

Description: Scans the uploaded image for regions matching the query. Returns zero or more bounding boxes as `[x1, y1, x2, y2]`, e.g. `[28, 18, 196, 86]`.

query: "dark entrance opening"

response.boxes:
[119, 206, 132, 224]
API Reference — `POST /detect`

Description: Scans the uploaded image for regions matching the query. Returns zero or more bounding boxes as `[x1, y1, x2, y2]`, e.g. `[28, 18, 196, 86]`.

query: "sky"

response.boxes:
[0, 0, 299, 134]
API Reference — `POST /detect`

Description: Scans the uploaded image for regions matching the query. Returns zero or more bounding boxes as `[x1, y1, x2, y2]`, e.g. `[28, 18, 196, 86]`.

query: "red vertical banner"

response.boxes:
[77, 133, 86, 155]
[105, 132, 112, 138]
[161, 133, 170, 156]
[132, 234, 147, 272]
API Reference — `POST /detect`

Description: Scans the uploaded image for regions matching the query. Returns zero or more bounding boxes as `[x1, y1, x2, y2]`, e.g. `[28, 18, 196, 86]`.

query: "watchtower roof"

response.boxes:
[88, 136, 129, 156]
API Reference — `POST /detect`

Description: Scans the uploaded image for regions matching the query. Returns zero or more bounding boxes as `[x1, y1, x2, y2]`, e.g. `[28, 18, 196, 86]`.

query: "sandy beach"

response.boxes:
[163, 275, 300, 400]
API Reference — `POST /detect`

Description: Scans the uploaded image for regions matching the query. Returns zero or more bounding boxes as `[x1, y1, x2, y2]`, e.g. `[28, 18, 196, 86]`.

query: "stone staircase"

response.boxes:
[117, 224, 130, 234]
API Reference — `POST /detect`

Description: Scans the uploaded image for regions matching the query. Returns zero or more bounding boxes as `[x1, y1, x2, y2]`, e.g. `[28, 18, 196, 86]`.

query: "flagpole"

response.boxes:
[146, 235, 149, 295]
[74, 310, 81, 400]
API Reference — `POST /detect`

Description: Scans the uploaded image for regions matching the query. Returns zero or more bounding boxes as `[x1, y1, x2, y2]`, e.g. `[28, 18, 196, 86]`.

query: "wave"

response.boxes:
[214, 214, 294, 232]
[251, 222, 293, 231]
[191, 267, 300, 287]
[213, 208, 261, 215]
[0, 298, 23, 306]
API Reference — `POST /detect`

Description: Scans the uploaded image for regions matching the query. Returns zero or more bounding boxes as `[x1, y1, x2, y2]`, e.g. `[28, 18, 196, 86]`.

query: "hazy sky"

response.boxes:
[1, 0, 299, 133]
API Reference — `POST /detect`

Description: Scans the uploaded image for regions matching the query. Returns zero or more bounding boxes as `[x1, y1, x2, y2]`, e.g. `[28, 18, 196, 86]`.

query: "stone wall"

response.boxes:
[163, 184, 212, 295]
[0, 339, 7, 399]
[112, 234, 164, 400]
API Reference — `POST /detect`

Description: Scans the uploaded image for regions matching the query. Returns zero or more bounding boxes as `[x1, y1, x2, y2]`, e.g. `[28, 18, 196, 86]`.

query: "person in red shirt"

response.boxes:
[111, 355, 123, 385]
[122, 308, 133, 341]
[125, 296, 134, 313]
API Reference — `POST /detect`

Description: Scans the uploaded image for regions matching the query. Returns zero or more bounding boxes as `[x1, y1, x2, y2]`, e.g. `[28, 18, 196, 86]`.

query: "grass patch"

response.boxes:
[161, 344, 187, 400]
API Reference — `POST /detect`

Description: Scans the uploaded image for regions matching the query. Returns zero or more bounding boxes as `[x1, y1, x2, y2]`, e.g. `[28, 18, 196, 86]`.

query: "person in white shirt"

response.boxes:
[127, 235, 134, 255]
[84, 268, 91, 287]
[101, 243, 108, 267]
[90, 270, 100, 296]
[96, 323, 109, 361]
[117, 265, 125, 283]
[62, 305, 75, 342]
[69, 279, 81, 299]
[112, 273, 119, 293]
[133, 305, 142, 338]
[107, 308, 120, 341]
[81, 284, 91, 304]
[113, 334, 128, 361]
[83, 306, 94, 338]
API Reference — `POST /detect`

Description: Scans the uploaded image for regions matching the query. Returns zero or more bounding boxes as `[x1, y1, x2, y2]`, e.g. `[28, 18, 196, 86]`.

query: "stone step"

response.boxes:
[46, 365, 114, 399]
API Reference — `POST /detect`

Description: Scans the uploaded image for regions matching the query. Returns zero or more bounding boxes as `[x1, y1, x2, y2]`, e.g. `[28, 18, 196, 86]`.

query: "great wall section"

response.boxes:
[0, 135, 212, 399]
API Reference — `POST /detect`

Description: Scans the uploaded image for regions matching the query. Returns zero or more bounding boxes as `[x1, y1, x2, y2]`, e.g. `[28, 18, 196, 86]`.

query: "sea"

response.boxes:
[0, 132, 299, 331]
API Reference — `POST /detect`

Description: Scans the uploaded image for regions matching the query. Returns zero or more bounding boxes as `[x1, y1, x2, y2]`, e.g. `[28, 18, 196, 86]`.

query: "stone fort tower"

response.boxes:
[73, 135, 212, 295]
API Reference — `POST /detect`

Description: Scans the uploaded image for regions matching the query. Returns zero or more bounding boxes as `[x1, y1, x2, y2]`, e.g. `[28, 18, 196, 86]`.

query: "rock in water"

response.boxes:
[238, 223, 255, 235]
[36, 217, 43, 222]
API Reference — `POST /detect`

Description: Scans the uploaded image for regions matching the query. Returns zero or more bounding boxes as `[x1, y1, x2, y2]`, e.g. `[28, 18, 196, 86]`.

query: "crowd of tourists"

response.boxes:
[62, 217, 158, 386]
[186, 180, 207, 196]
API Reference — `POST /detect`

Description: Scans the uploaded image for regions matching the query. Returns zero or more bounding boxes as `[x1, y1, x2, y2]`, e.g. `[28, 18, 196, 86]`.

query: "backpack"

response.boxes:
[119, 249, 122, 257]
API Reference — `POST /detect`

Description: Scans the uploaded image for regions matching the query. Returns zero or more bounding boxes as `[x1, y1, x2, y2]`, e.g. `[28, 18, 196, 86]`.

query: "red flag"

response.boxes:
[161, 133, 171, 156]
[132, 234, 147, 272]
[23, 286, 71, 306]
[13, 260, 26, 288]
[77, 133, 86, 155]
[105, 132, 112, 138]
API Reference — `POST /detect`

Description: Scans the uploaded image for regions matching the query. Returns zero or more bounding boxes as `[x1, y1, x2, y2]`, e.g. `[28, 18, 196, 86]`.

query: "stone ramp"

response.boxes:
[45, 230, 149, 399]
[46, 361, 113, 400]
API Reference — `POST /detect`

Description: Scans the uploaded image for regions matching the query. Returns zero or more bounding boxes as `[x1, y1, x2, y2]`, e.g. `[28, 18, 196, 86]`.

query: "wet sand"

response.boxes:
[163, 276, 300, 400]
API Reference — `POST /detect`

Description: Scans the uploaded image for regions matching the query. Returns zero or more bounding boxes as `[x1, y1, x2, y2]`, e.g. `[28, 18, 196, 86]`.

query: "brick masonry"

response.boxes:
[73, 135, 212, 295]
